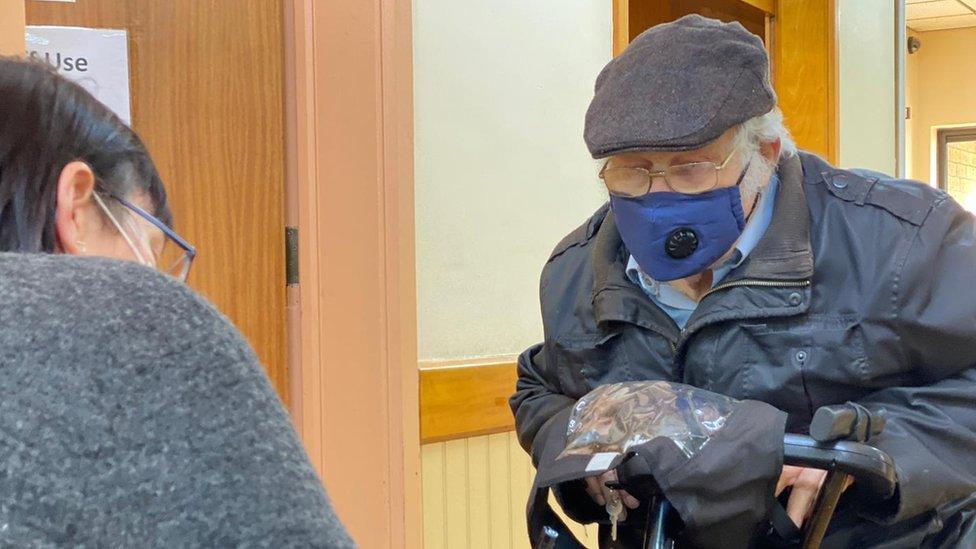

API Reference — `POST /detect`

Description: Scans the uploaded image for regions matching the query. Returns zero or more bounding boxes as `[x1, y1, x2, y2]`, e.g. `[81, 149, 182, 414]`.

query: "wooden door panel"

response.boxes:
[26, 0, 288, 403]
[772, 0, 837, 162]
[625, 0, 766, 42]
[613, 0, 837, 162]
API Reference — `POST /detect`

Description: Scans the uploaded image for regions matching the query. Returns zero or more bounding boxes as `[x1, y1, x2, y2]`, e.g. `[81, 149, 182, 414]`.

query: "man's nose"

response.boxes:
[649, 173, 670, 193]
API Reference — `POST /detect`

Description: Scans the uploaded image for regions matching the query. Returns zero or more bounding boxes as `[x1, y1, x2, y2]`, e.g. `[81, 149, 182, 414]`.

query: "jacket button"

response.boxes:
[832, 175, 849, 189]
[795, 350, 808, 362]
[788, 292, 802, 306]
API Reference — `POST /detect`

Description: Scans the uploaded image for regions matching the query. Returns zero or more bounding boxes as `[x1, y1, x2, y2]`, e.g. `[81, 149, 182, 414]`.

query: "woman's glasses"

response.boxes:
[92, 192, 197, 282]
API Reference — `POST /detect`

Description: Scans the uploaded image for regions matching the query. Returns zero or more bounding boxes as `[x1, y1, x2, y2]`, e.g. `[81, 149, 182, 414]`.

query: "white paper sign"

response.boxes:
[25, 26, 131, 125]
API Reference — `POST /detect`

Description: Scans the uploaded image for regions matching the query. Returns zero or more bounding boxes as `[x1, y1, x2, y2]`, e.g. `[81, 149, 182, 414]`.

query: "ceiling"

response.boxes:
[907, 0, 976, 32]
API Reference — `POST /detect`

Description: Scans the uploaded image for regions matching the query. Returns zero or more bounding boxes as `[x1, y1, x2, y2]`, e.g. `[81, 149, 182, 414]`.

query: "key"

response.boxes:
[606, 491, 623, 542]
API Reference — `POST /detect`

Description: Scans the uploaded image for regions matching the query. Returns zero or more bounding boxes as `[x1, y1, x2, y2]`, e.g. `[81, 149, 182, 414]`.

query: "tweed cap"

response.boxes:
[584, 14, 776, 158]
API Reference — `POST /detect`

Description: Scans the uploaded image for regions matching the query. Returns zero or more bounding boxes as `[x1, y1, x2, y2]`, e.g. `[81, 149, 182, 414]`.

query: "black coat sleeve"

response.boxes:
[510, 343, 575, 463]
[855, 196, 976, 523]
[510, 343, 610, 525]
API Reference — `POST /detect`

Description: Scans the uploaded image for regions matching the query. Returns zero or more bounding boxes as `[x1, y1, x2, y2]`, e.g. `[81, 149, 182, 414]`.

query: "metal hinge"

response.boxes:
[285, 226, 299, 285]
[906, 106, 911, 120]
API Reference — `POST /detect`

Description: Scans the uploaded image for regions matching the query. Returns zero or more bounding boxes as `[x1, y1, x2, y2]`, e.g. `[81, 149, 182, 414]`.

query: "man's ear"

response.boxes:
[54, 161, 97, 255]
[760, 138, 782, 166]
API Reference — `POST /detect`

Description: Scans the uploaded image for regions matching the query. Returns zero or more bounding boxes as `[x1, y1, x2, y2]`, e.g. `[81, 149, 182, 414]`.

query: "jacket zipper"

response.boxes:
[669, 278, 812, 380]
[678, 278, 812, 342]
[697, 278, 811, 303]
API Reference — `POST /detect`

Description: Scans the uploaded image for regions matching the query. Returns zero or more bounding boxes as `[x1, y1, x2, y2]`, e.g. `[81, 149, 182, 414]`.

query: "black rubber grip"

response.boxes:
[809, 403, 887, 443]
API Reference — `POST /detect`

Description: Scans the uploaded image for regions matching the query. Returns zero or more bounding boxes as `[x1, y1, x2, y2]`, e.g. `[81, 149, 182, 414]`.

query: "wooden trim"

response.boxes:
[285, 0, 319, 464]
[285, 0, 421, 547]
[740, 0, 775, 15]
[612, 0, 630, 57]
[420, 362, 518, 444]
[282, 0, 303, 429]
[380, 0, 422, 544]
[827, 0, 839, 165]
[0, 0, 26, 55]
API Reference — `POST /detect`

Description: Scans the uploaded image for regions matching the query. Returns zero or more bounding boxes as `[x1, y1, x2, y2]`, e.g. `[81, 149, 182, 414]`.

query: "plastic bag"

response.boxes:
[558, 381, 737, 460]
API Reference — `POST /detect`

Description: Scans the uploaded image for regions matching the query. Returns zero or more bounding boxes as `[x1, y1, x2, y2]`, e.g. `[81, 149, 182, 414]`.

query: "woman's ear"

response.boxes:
[54, 161, 97, 255]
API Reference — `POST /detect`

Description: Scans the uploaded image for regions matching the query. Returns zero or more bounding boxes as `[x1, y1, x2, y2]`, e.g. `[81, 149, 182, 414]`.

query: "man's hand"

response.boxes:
[776, 466, 853, 528]
[583, 469, 641, 519]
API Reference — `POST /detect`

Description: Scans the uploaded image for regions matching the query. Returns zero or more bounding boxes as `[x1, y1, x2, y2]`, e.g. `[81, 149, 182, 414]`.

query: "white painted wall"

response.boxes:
[413, 0, 611, 362]
[836, 0, 898, 175]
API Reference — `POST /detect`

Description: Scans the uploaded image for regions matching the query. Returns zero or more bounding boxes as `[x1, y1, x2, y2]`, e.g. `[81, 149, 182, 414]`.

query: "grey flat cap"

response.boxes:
[584, 14, 776, 158]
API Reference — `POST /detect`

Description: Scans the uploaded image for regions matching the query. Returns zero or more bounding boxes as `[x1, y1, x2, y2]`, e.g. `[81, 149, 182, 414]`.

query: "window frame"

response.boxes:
[937, 126, 976, 192]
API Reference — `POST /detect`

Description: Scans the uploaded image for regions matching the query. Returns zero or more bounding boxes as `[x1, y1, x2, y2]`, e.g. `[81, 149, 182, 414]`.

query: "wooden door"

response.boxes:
[612, 0, 838, 163]
[26, 0, 288, 403]
[622, 0, 769, 44]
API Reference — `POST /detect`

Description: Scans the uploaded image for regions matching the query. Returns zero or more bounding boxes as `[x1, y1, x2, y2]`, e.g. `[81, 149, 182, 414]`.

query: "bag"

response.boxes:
[527, 381, 787, 549]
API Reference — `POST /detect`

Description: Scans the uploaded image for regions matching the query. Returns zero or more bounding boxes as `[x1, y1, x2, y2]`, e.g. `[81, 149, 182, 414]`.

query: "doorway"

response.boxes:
[905, 0, 976, 210]
[613, 0, 839, 163]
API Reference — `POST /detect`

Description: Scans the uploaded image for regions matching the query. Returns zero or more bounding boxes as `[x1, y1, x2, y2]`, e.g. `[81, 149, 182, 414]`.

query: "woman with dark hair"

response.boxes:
[0, 57, 193, 279]
[0, 58, 353, 547]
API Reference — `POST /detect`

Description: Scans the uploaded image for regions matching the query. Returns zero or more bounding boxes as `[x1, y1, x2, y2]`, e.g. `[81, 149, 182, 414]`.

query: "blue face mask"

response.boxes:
[610, 172, 749, 282]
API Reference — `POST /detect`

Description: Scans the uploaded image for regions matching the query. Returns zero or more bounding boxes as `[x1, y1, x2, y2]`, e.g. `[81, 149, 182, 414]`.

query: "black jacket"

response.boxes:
[510, 152, 976, 547]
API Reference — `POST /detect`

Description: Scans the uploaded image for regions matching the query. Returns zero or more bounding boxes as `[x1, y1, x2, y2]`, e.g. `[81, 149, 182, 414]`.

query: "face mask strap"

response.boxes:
[734, 159, 753, 188]
[739, 157, 777, 226]
[91, 192, 152, 267]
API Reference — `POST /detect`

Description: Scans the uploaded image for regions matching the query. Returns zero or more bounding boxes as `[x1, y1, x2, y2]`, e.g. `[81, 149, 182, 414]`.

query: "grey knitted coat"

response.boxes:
[0, 253, 354, 548]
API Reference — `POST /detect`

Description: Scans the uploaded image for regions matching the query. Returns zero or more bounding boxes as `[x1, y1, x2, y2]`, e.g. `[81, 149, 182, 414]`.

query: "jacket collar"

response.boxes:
[591, 206, 680, 340]
[730, 153, 814, 282]
[590, 153, 814, 331]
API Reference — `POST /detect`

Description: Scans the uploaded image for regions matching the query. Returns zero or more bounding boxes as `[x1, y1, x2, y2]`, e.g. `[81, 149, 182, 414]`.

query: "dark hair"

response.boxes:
[0, 57, 171, 252]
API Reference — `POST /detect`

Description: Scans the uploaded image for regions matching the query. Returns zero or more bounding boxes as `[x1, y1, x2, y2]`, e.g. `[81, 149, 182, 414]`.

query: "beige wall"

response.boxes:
[907, 27, 976, 184]
[422, 432, 598, 549]
[0, 0, 26, 55]
[836, 0, 897, 174]
[414, 1, 612, 545]
[413, 0, 611, 362]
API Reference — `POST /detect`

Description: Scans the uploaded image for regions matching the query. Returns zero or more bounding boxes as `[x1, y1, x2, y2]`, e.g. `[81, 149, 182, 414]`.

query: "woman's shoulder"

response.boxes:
[0, 252, 245, 360]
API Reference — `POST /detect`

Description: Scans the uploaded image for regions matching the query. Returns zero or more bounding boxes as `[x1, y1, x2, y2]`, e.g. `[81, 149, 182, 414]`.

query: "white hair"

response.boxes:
[731, 107, 796, 200]
[732, 107, 797, 162]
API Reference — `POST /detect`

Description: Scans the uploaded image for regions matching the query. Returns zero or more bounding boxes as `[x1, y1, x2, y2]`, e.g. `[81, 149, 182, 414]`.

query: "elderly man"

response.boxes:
[511, 14, 976, 547]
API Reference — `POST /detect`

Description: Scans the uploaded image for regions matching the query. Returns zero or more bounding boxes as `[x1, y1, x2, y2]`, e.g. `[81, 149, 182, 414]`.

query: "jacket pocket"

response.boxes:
[706, 315, 872, 426]
[549, 331, 628, 398]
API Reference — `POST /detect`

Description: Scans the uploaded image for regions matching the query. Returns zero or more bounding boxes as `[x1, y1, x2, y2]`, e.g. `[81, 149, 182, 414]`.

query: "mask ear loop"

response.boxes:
[735, 159, 765, 224]
[744, 191, 762, 224]
[91, 192, 152, 267]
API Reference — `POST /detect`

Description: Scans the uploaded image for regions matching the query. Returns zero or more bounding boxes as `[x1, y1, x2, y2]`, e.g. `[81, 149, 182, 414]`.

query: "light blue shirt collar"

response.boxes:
[625, 173, 779, 319]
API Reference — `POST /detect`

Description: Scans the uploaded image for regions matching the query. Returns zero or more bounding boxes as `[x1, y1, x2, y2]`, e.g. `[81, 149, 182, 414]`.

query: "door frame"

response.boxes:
[283, 0, 422, 547]
[0, 0, 26, 54]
